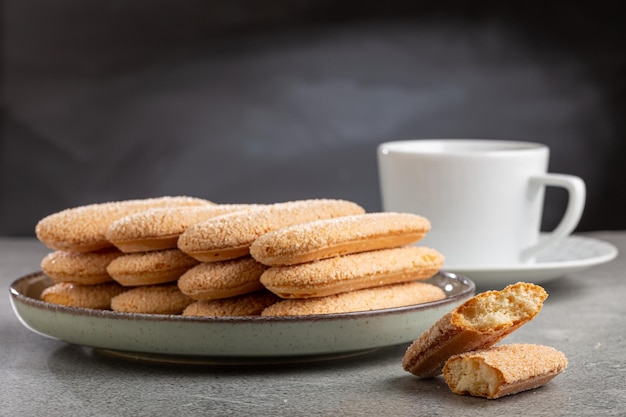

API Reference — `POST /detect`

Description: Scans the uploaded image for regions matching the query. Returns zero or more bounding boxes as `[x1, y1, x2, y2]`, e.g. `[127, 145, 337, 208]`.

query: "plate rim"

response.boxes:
[10, 271, 475, 324]
[9, 270, 475, 358]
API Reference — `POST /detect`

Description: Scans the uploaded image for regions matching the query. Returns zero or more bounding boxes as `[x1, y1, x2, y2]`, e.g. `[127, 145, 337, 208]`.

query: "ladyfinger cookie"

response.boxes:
[249, 212, 431, 266]
[41, 282, 126, 310]
[110, 284, 193, 314]
[106, 204, 258, 253]
[260, 246, 444, 299]
[182, 291, 280, 317]
[261, 281, 445, 316]
[36, 196, 212, 252]
[41, 248, 122, 285]
[178, 199, 365, 262]
[177, 257, 269, 300]
[106, 249, 200, 286]
[402, 282, 547, 378]
[443, 344, 568, 399]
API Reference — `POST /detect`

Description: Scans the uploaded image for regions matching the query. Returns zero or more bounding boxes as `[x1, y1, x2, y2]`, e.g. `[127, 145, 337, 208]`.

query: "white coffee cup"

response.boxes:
[377, 139, 586, 267]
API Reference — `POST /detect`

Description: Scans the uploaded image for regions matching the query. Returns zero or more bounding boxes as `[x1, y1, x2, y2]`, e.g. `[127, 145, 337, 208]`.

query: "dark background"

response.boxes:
[2, 1, 624, 236]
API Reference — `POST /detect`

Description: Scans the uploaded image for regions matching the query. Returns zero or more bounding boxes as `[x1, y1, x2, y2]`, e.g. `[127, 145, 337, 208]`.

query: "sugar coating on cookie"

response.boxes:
[177, 199, 365, 262]
[443, 343, 568, 399]
[41, 248, 122, 284]
[41, 282, 126, 309]
[182, 291, 280, 317]
[177, 257, 269, 300]
[260, 246, 444, 298]
[107, 249, 200, 286]
[250, 212, 431, 266]
[36, 196, 213, 252]
[110, 284, 193, 314]
[261, 281, 445, 316]
[106, 204, 258, 252]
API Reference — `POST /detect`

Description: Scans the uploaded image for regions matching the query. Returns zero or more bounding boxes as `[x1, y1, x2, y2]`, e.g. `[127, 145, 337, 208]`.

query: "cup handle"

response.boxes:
[520, 174, 586, 262]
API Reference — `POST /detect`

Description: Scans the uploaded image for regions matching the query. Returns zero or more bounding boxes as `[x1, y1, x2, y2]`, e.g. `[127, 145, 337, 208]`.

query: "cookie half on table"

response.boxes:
[442, 343, 568, 399]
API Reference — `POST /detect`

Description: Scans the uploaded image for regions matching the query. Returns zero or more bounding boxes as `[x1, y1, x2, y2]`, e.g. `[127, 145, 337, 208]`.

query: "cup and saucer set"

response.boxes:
[378, 139, 618, 287]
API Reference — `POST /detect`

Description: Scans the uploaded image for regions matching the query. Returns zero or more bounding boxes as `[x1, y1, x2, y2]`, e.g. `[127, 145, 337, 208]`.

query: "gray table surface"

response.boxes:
[2, 232, 625, 417]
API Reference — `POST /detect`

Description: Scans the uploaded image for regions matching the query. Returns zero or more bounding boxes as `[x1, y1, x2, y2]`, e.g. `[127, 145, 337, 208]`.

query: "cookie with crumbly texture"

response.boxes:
[41, 248, 122, 284]
[107, 249, 199, 286]
[106, 204, 259, 253]
[110, 284, 193, 314]
[36, 196, 213, 252]
[182, 291, 281, 317]
[250, 212, 431, 266]
[41, 282, 125, 309]
[402, 282, 548, 378]
[261, 281, 445, 316]
[260, 246, 444, 299]
[443, 343, 568, 399]
[177, 199, 365, 262]
[177, 257, 268, 300]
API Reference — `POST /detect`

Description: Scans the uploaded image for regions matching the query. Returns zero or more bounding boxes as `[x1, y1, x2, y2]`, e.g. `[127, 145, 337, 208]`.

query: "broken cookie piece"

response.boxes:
[443, 343, 568, 399]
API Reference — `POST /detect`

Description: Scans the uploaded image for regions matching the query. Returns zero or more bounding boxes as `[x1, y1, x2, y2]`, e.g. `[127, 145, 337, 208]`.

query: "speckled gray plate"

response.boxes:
[10, 271, 474, 360]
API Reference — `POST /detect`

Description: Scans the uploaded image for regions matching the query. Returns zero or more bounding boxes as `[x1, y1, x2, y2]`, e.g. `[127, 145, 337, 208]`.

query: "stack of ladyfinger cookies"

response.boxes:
[35, 197, 446, 316]
[179, 200, 445, 316]
[36, 196, 212, 311]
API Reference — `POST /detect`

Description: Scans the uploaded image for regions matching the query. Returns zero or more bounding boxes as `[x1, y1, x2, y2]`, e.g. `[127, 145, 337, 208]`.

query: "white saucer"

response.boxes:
[445, 235, 618, 287]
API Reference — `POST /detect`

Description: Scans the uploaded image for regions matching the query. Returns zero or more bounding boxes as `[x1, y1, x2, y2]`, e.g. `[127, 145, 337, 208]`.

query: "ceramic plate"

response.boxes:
[10, 271, 474, 360]
[446, 235, 618, 287]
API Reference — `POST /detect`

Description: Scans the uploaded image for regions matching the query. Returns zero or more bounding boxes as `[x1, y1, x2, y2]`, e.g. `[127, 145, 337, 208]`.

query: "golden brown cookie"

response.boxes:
[106, 204, 258, 253]
[177, 199, 365, 262]
[110, 284, 193, 314]
[41, 248, 122, 284]
[35, 196, 212, 252]
[261, 281, 446, 316]
[443, 344, 568, 399]
[402, 282, 548, 378]
[250, 212, 431, 266]
[177, 257, 269, 300]
[106, 249, 199, 286]
[260, 246, 444, 299]
[40, 282, 125, 309]
[182, 291, 280, 317]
